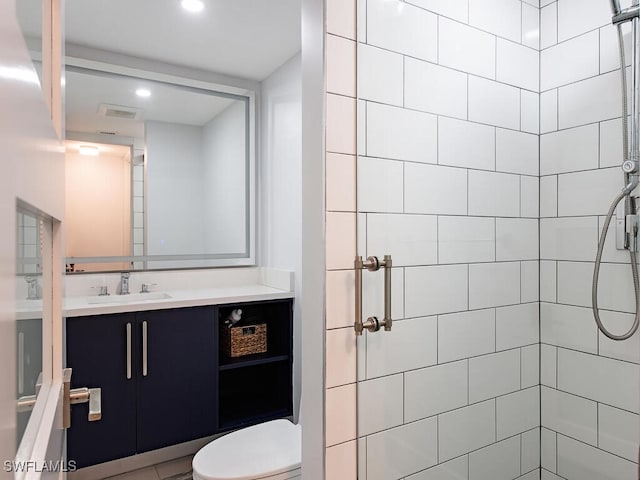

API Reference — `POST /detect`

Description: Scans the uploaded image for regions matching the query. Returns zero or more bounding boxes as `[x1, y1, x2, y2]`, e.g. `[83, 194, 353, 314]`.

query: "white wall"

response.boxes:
[540, 1, 640, 478]
[145, 120, 205, 255]
[259, 54, 303, 422]
[0, 0, 65, 471]
[202, 100, 247, 254]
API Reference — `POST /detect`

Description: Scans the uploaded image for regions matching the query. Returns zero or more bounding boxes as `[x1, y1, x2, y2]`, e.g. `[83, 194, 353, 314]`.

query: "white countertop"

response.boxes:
[63, 284, 294, 317]
[16, 268, 295, 319]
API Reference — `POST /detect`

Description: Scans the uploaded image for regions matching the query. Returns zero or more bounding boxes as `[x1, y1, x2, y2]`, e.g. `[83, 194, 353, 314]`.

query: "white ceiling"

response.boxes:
[66, 69, 239, 138]
[65, 0, 302, 81]
[57, 1, 301, 143]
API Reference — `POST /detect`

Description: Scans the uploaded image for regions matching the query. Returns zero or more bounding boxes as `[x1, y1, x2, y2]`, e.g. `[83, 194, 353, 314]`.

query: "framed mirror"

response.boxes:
[63, 66, 255, 272]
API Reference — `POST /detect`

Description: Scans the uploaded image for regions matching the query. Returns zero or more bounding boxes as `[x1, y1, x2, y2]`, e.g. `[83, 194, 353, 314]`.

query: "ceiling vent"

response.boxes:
[98, 103, 143, 121]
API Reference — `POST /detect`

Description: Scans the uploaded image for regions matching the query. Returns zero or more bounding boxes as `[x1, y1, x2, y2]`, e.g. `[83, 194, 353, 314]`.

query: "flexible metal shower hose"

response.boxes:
[592, 23, 640, 340]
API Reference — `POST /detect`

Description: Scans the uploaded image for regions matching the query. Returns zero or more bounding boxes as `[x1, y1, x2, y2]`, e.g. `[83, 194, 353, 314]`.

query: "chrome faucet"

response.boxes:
[25, 276, 40, 300]
[120, 272, 130, 295]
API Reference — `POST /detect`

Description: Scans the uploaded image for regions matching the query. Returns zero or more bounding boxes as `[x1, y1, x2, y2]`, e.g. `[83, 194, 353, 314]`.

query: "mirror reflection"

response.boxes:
[64, 68, 252, 271]
[16, 207, 43, 445]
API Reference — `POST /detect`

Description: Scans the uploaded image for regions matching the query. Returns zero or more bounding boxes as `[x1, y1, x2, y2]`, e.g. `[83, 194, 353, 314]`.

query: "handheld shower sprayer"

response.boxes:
[592, 3, 640, 340]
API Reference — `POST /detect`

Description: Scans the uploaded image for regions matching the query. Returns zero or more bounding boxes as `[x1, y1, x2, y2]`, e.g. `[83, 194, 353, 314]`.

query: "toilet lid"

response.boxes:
[193, 419, 302, 480]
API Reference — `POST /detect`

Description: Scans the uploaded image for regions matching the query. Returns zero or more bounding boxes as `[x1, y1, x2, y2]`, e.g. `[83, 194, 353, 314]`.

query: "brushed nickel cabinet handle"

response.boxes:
[126, 322, 132, 380]
[142, 320, 148, 377]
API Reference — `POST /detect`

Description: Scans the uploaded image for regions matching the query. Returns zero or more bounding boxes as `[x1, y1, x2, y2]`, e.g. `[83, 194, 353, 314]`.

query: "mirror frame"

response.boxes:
[63, 56, 257, 272]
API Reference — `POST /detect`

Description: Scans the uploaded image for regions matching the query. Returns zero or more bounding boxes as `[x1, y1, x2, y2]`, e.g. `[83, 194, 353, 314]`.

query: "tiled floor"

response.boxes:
[105, 455, 193, 480]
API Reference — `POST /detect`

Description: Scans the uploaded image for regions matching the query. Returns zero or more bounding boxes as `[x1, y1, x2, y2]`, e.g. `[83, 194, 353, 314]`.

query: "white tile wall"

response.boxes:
[541, 386, 598, 445]
[468, 0, 521, 42]
[366, 214, 438, 267]
[522, 344, 540, 389]
[405, 0, 468, 23]
[357, 374, 404, 436]
[521, 90, 540, 134]
[495, 218, 539, 261]
[469, 349, 521, 403]
[438, 117, 495, 171]
[358, 44, 404, 106]
[366, 316, 438, 378]
[540, 344, 557, 388]
[540, 89, 558, 133]
[496, 128, 539, 176]
[540, 123, 599, 175]
[468, 76, 521, 129]
[557, 0, 611, 43]
[557, 348, 640, 413]
[357, 156, 404, 213]
[404, 360, 468, 422]
[557, 434, 637, 480]
[496, 303, 539, 350]
[522, 4, 540, 50]
[468, 262, 521, 309]
[438, 309, 496, 363]
[405, 163, 468, 215]
[557, 167, 621, 216]
[366, 102, 438, 163]
[520, 177, 540, 218]
[540, 3, 557, 50]
[598, 404, 640, 462]
[540, 302, 598, 353]
[541, 428, 557, 473]
[540, 216, 598, 261]
[496, 387, 540, 440]
[367, 0, 438, 62]
[468, 170, 521, 217]
[439, 17, 496, 79]
[438, 216, 495, 264]
[405, 456, 469, 480]
[540, 30, 600, 91]
[405, 58, 468, 119]
[521, 428, 541, 474]
[328, 0, 640, 478]
[405, 265, 468, 317]
[366, 418, 438, 480]
[558, 70, 621, 129]
[439, 400, 496, 462]
[468, 436, 521, 480]
[497, 39, 539, 91]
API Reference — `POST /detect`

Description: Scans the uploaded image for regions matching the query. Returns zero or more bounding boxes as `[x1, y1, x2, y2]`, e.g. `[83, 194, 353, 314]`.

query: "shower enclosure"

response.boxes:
[323, 0, 639, 478]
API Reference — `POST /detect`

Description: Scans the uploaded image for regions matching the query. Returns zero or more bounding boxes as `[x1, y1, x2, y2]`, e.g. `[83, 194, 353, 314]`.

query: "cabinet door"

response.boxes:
[66, 313, 137, 468]
[136, 306, 217, 452]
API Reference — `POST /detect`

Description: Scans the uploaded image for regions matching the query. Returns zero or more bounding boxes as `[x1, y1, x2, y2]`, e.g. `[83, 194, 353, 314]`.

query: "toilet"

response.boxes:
[192, 419, 302, 480]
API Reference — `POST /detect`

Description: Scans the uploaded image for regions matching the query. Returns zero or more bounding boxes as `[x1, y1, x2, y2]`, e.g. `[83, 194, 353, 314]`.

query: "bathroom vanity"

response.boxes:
[63, 281, 293, 469]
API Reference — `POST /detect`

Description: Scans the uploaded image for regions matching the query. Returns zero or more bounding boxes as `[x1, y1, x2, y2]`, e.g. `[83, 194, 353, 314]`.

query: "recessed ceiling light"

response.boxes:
[79, 145, 99, 156]
[181, 0, 204, 13]
[136, 88, 151, 98]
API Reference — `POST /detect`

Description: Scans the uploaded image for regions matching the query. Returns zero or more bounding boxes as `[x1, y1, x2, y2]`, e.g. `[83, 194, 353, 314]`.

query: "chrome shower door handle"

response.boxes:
[354, 254, 392, 335]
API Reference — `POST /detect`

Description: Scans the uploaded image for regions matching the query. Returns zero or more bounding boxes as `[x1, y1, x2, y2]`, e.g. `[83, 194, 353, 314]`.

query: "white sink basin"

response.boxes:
[87, 292, 172, 304]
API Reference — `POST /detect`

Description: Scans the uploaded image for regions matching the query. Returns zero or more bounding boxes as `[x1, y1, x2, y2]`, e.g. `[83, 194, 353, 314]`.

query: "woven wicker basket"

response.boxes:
[221, 322, 267, 357]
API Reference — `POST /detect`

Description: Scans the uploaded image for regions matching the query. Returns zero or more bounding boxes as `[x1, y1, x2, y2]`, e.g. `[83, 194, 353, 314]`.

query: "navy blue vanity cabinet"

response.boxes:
[66, 313, 137, 468]
[136, 306, 217, 452]
[66, 306, 217, 467]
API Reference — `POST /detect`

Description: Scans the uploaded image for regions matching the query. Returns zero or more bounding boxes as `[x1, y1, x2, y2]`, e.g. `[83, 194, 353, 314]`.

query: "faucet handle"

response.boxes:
[140, 283, 157, 293]
[91, 285, 109, 296]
